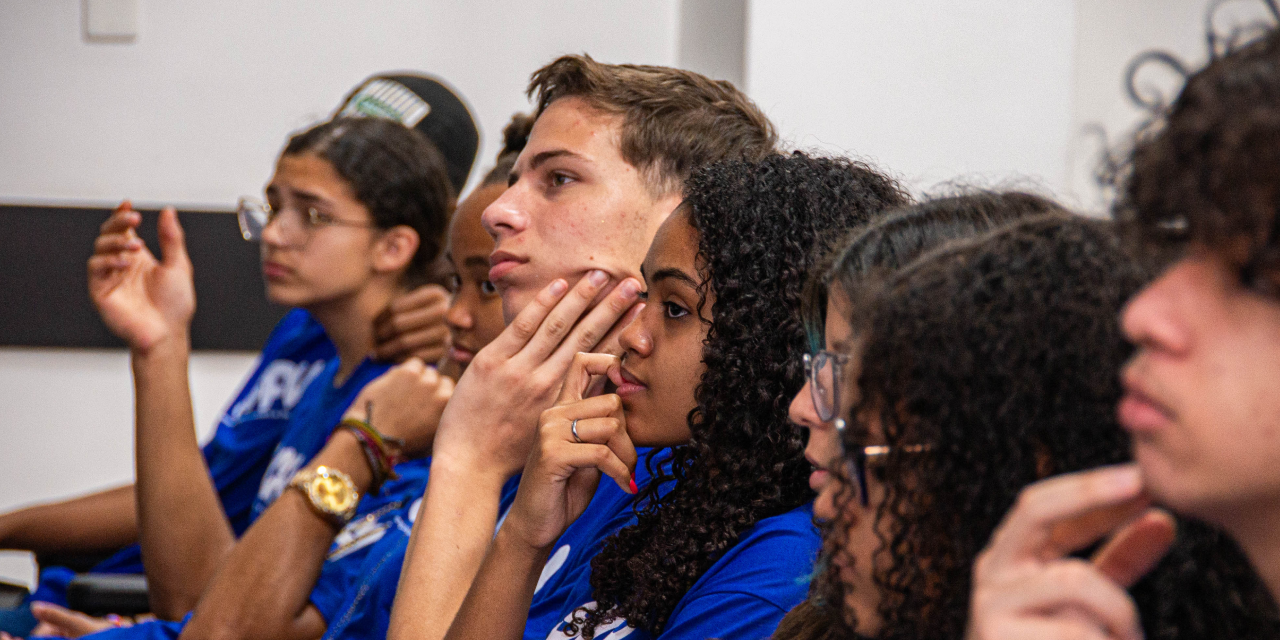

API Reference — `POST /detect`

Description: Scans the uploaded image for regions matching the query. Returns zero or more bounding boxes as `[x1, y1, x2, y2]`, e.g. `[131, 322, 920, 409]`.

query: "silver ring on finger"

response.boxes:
[571, 418, 583, 443]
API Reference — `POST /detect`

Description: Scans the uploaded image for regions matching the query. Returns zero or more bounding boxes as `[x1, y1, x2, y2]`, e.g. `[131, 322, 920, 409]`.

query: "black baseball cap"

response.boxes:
[336, 73, 480, 195]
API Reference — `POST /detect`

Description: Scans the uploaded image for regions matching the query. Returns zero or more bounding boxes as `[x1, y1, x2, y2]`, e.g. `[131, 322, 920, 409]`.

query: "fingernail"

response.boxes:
[588, 269, 608, 287]
[619, 279, 641, 300]
[550, 279, 568, 296]
[629, 475, 638, 494]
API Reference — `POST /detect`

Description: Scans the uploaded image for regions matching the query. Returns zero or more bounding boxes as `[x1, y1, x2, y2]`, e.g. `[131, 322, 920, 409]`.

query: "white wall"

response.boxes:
[746, 0, 1078, 200]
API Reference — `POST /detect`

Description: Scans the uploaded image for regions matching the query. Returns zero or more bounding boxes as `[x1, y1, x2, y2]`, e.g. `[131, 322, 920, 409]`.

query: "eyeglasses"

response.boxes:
[237, 196, 375, 243]
[803, 350, 850, 422]
[835, 417, 929, 507]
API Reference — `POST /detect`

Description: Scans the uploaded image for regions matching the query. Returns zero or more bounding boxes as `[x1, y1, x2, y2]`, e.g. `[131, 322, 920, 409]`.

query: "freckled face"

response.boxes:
[615, 209, 708, 447]
[481, 97, 678, 321]
[442, 182, 507, 375]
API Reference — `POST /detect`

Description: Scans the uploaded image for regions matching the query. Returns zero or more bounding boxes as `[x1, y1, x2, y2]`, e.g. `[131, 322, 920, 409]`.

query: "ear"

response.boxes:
[372, 225, 421, 275]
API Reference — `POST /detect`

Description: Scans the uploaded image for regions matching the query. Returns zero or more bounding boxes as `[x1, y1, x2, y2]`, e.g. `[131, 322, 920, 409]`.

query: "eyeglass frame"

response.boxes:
[802, 350, 851, 423]
[236, 196, 377, 243]
[834, 417, 929, 508]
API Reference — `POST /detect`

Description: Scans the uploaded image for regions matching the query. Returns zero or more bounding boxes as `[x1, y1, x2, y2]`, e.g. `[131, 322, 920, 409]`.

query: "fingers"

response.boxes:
[374, 286, 449, 341]
[100, 200, 140, 234]
[487, 278, 571, 358]
[519, 271, 617, 363]
[983, 465, 1145, 569]
[30, 601, 112, 638]
[555, 352, 622, 405]
[94, 229, 144, 255]
[156, 207, 190, 269]
[595, 301, 645, 358]
[1091, 508, 1177, 588]
[985, 560, 1144, 640]
[373, 323, 450, 363]
[544, 278, 642, 371]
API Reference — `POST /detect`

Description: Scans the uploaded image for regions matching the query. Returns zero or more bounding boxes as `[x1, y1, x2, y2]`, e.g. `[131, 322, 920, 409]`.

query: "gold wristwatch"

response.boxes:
[288, 465, 359, 525]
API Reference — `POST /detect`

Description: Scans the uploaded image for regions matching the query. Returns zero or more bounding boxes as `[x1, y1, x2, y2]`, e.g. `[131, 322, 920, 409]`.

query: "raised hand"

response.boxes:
[373, 284, 451, 363]
[345, 358, 455, 459]
[86, 201, 195, 353]
[967, 465, 1176, 640]
[502, 352, 637, 551]
[431, 271, 643, 479]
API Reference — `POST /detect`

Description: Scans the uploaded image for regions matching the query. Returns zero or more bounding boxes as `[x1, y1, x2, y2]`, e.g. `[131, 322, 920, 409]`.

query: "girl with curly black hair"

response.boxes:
[822, 214, 1279, 639]
[778, 190, 1064, 640]
[442, 152, 908, 640]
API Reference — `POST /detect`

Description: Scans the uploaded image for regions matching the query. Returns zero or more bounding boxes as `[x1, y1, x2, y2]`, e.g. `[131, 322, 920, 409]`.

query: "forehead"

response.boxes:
[645, 208, 699, 271]
[519, 97, 627, 168]
[270, 153, 356, 201]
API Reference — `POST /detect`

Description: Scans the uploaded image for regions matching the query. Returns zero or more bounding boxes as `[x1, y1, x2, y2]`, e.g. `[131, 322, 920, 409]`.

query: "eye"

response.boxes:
[549, 172, 574, 188]
[663, 301, 689, 319]
[306, 207, 336, 227]
[480, 280, 498, 295]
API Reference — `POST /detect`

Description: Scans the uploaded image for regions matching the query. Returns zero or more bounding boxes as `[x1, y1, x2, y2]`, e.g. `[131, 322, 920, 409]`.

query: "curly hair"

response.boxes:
[283, 116, 452, 287]
[823, 214, 1279, 638]
[480, 112, 535, 187]
[1114, 26, 1280, 292]
[800, 190, 1066, 352]
[565, 152, 908, 638]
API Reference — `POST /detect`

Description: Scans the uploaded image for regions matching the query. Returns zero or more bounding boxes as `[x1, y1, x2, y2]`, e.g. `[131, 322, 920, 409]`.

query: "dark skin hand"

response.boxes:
[374, 285, 451, 363]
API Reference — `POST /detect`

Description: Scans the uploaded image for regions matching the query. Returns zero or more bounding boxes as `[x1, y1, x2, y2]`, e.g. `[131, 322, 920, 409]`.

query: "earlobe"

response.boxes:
[373, 225, 420, 274]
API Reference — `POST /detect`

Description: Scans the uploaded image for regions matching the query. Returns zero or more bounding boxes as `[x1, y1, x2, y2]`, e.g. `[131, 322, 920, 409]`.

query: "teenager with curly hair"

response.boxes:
[829, 215, 1279, 640]
[778, 191, 1064, 640]
[969, 25, 1280, 640]
[442, 152, 908, 640]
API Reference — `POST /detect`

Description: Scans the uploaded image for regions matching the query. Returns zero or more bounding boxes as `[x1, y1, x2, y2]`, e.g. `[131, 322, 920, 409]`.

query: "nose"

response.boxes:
[789, 380, 825, 431]
[445, 294, 473, 331]
[617, 302, 653, 359]
[481, 183, 529, 241]
[1120, 259, 1193, 357]
[260, 212, 289, 249]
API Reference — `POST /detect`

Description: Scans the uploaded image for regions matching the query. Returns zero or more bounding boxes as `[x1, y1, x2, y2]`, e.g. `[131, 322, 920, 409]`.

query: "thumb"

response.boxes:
[156, 207, 190, 269]
[1091, 507, 1177, 588]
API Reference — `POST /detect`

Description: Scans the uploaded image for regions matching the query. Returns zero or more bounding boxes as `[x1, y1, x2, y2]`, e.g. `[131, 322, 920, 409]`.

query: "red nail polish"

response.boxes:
[628, 475, 638, 494]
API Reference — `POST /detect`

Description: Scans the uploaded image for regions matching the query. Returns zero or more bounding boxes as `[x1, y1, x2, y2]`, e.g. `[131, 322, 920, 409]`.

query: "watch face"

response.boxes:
[310, 474, 357, 514]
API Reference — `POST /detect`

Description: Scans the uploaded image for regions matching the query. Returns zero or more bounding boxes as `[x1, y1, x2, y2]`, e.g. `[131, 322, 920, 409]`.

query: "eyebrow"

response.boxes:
[528, 149, 587, 171]
[649, 267, 699, 289]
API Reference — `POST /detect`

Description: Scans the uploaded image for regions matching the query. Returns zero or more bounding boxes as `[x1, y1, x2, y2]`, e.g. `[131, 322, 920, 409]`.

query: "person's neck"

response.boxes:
[1220, 497, 1280, 605]
[307, 278, 399, 386]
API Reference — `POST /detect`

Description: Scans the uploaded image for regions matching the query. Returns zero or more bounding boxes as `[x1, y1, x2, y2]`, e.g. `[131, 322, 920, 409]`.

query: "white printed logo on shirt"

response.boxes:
[225, 359, 326, 426]
[256, 446, 305, 506]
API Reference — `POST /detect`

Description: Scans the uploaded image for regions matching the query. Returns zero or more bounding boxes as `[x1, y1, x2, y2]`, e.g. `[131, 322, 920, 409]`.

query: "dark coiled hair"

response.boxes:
[480, 112, 535, 188]
[1114, 26, 1280, 293]
[823, 214, 1279, 639]
[568, 152, 908, 638]
[284, 116, 453, 286]
[800, 190, 1065, 352]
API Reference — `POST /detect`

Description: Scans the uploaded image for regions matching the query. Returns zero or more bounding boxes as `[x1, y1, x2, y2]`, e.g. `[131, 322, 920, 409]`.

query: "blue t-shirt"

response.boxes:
[320, 475, 524, 640]
[250, 356, 391, 519]
[40, 310, 334, 588]
[79, 460, 436, 640]
[526, 451, 820, 640]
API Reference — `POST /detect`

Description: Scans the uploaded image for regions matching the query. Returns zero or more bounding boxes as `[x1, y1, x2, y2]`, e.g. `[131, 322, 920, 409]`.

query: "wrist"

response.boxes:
[430, 449, 511, 490]
[130, 329, 190, 361]
[494, 522, 556, 563]
[313, 429, 375, 493]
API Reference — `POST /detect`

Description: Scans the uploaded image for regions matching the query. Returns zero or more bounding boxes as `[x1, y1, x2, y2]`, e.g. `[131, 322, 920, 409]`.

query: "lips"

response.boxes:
[609, 363, 648, 397]
[488, 249, 527, 283]
[1118, 372, 1175, 436]
[447, 344, 476, 365]
[262, 260, 292, 280]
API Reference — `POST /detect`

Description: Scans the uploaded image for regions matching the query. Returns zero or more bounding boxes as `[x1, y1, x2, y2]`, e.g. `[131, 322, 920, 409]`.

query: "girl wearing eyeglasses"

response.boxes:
[74, 116, 454, 635]
[442, 153, 907, 640]
[816, 214, 1278, 639]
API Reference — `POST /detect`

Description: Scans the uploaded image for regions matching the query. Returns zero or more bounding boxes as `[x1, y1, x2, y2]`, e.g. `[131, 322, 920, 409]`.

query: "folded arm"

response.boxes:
[0, 484, 137, 554]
